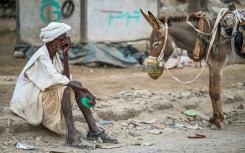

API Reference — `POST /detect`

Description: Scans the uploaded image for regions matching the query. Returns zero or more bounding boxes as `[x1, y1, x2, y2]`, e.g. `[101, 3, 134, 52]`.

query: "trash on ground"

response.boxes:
[159, 119, 166, 124]
[183, 109, 200, 117]
[100, 120, 114, 125]
[138, 119, 156, 124]
[165, 115, 178, 120]
[127, 119, 140, 127]
[174, 123, 202, 130]
[197, 113, 210, 121]
[169, 122, 176, 127]
[188, 133, 206, 139]
[16, 142, 35, 150]
[187, 124, 202, 130]
[134, 142, 154, 146]
[16, 43, 147, 68]
[96, 144, 124, 149]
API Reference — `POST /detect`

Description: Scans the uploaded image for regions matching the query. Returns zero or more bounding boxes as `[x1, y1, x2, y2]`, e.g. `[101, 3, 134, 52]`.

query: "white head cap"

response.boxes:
[40, 22, 71, 43]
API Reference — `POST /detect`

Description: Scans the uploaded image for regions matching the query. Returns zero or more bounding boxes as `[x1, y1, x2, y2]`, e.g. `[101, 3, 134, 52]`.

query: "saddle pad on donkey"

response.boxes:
[234, 25, 245, 59]
[225, 26, 245, 59]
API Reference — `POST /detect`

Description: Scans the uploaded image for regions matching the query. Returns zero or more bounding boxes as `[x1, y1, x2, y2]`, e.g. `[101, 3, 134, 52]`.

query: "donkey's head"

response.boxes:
[140, 9, 170, 80]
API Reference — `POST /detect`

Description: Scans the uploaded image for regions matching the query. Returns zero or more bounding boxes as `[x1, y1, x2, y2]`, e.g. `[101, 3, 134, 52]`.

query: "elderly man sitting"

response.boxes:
[10, 22, 118, 149]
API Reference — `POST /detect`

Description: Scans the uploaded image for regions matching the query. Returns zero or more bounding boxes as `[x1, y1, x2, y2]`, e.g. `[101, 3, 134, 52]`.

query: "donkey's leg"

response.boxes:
[208, 65, 217, 125]
[208, 64, 224, 128]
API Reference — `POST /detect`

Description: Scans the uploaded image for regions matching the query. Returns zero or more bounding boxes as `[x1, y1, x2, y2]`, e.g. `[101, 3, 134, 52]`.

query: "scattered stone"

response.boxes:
[150, 99, 174, 111]
[121, 123, 128, 126]
[133, 99, 141, 104]
[148, 108, 155, 113]
[0, 123, 6, 135]
[138, 101, 146, 105]
[224, 94, 243, 104]
[3, 142, 9, 146]
[170, 93, 181, 99]
[237, 104, 244, 110]
[138, 119, 156, 124]
[180, 92, 192, 99]
[117, 91, 132, 97]
[97, 137, 103, 143]
[237, 83, 244, 89]
[128, 124, 135, 129]
[126, 119, 140, 127]
[131, 87, 139, 90]
[223, 120, 229, 125]
[165, 115, 178, 120]
[141, 142, 153, 146]
[159, 120, 166, 124]
[97, 108, 140, 121]
[148, 129, 162, 135]
[184, 102, 199, 110]
[132, 90, 152, 98]
[227, 111, 243, 122]
[148, 125, 157, 130]
[35, 136, 42, 141]
[135, 126, 144, 130]
[129, 130, 141, 137]
[197, 113, 210, 121]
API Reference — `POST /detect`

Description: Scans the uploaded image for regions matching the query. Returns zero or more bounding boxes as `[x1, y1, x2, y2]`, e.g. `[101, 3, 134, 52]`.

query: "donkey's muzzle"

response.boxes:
[146, 59, 163, 80]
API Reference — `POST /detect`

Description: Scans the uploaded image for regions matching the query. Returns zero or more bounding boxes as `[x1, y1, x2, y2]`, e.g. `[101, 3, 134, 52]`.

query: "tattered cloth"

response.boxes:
[220, 9, 245, 29]
[221, 9, 245, 58]
[225, 25, 245, 58]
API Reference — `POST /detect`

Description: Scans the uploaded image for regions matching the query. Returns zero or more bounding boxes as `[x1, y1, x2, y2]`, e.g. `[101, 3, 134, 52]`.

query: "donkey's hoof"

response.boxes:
[210, 122, 226, 130]
[210, 124, 221, 130]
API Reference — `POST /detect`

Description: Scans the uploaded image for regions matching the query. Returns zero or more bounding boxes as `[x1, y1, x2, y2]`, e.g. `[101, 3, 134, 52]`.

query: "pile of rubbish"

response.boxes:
[14, 43, 148, 68]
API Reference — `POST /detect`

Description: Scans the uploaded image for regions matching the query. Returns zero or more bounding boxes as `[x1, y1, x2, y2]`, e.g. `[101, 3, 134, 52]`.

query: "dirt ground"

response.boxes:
[0, 18, 245, 153]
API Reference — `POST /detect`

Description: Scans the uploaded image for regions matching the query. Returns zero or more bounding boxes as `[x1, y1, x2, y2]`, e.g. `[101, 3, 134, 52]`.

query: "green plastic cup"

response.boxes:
[81, 97, 95, 108]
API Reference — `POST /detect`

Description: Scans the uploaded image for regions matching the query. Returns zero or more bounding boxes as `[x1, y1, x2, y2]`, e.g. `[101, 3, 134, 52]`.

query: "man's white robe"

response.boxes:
[10, 45, 70, 126]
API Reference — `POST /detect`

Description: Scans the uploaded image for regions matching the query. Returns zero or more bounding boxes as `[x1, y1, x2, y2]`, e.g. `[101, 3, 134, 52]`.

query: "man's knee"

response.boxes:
[73, 80, 82, 86]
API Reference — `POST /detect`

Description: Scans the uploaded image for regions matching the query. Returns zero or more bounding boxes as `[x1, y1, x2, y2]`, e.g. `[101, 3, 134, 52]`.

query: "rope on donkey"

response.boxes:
[198, 31, 237, 54]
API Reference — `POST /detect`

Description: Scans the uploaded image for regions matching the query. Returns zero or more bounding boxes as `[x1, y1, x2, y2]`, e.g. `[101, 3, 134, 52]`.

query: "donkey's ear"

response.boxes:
[140, 9, 155, 28]
[148, 11, 161, 29]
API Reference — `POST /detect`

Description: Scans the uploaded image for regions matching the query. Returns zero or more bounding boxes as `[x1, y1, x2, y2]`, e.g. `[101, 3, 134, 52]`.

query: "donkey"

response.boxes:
[140, 9, 245, 129]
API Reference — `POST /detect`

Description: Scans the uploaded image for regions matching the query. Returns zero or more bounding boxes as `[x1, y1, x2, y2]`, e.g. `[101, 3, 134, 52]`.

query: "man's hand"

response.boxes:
[67, 81, 97, 106]
[62, 36, 71, 54]
[84, 90, 96, 106]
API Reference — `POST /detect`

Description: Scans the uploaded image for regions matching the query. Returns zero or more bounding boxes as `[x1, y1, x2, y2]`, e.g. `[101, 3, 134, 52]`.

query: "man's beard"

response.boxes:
[56, 45, 64, 53]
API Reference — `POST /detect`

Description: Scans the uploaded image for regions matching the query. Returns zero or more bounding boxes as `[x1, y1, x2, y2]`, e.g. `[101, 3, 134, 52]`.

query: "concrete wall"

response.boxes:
[19, 0, 80, 46]
[86, 0, 159, 42]
[18, 0, 158, 45]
